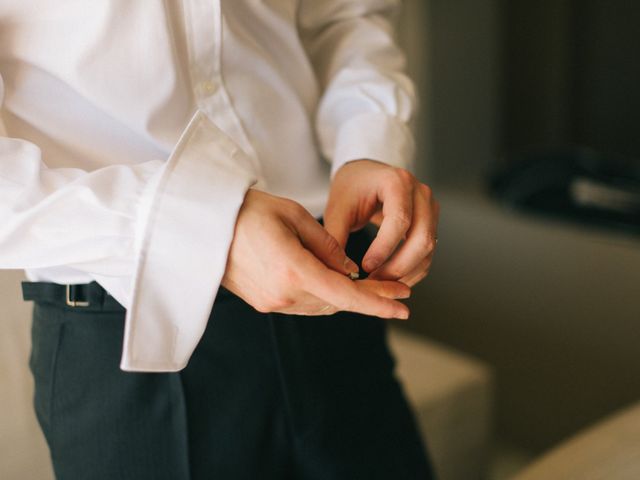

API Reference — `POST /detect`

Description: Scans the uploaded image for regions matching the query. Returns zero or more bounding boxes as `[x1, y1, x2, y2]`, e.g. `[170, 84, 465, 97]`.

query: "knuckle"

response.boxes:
[419, 235, 437, 254]
[385, 168, 405, 187]
[386, 169, 415, 197]
[292, 205, 307, 222]
[283, 199, 307, 221]
[253, 298, 272, 313]
[273, 294, 295, 310]
[260, 291, 294, 312]
[420, 183, 433, 199]
[396, 168, 416, 186]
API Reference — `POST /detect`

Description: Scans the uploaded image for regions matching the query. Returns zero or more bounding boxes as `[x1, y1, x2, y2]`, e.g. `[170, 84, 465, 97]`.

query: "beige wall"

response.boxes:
[0, 270, 54, 479]
[401, 0, 640, 453]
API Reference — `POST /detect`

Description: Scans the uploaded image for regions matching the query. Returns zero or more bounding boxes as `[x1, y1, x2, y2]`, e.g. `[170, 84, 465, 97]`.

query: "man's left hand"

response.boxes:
[324, 159, 439, 287]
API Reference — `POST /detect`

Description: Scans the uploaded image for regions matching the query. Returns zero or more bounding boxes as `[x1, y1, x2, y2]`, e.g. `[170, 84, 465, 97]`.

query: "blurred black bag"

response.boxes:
[490, 147, 640, 234]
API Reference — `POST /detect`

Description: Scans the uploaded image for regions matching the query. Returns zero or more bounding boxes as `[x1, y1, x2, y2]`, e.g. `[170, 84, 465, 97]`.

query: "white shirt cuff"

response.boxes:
[330, 112, 416, 179]
[120, 110, 257, 372]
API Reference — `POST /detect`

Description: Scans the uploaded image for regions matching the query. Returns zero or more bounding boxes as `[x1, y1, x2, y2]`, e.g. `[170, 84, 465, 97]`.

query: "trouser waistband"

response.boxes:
[21, 280, 236, 313]
[21, 281, 126, 312]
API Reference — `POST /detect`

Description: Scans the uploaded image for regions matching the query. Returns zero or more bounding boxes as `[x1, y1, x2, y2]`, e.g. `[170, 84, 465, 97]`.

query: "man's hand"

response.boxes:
[324, 160, 439, 287]
[221, 189, 411, 319]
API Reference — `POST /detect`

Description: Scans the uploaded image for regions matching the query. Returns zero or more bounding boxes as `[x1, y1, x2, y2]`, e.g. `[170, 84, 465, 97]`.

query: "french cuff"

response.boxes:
[120, 110, 257, 372]
[329, 112, 416, 179]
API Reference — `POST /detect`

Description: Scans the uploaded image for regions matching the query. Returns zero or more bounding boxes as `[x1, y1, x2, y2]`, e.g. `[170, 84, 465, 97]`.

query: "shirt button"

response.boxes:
[202, 81, 217, 94]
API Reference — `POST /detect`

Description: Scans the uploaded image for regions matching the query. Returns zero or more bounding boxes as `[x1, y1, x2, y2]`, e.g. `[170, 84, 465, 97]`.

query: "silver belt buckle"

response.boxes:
[66, 285, 90, 307]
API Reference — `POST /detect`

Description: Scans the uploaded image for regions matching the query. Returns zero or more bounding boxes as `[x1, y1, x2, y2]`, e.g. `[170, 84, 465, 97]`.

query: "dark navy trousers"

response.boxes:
[28, 230, 435, 479]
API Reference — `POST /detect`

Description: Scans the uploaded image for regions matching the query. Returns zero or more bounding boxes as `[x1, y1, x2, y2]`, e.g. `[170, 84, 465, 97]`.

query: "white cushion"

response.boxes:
[388, 327, 493, 480]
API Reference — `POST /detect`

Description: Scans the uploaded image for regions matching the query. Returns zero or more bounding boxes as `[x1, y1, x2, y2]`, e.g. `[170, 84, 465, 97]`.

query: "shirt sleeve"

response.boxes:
[298, 0, 419, 178]
[0, 75, 257, 372]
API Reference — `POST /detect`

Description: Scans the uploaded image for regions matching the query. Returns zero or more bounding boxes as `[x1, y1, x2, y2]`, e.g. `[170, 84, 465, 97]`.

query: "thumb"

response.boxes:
[323, 200, 352, 250]
[297, 215, 359, 276]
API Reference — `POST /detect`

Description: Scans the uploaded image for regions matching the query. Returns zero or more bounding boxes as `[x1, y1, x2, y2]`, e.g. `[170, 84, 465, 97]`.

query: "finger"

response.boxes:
[295, 210, 359, 276]
[361, 175, 414, 272]
[294, 248, 410, 319]
[323, 196, 353, 249]
[279, 279, 410, 316]
[356, 279, 412, 299]
[369, 185, 437, 280]
[398, 254, 433, 287]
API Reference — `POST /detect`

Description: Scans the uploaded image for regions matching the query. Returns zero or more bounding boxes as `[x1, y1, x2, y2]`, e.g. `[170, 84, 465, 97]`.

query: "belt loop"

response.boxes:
[22, 281, 123, 312]
[65, 284, 90, 308]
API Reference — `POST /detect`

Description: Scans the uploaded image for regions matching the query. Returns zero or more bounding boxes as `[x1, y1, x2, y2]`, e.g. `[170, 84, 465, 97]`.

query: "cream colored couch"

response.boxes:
[0, 270, 493, 480]
[388, 328, 493, 479]
[514, 401, 640, 480]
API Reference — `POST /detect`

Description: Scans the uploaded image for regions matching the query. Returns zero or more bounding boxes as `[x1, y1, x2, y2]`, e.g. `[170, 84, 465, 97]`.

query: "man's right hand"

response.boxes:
[221, 189, 411, 319]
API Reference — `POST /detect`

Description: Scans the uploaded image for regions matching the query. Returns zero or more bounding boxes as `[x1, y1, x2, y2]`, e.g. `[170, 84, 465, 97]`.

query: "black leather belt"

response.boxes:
[21, 281, 126, 312]
[22, 281, 236, 313]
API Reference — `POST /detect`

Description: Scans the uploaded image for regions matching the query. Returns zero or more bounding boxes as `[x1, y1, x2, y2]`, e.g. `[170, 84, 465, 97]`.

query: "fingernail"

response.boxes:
[364, 257, 381, 272]
[397, 309, 409, 320]
[344, 257, 359, 274]
[399, 290, 411, 299]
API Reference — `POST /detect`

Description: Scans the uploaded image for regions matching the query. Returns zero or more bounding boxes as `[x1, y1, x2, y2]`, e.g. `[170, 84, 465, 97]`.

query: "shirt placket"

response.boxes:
[182, 0, 265, 186]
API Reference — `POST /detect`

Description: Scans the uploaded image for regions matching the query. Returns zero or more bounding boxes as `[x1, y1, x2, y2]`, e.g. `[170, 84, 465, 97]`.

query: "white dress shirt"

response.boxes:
[0, 0, 417, 371]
